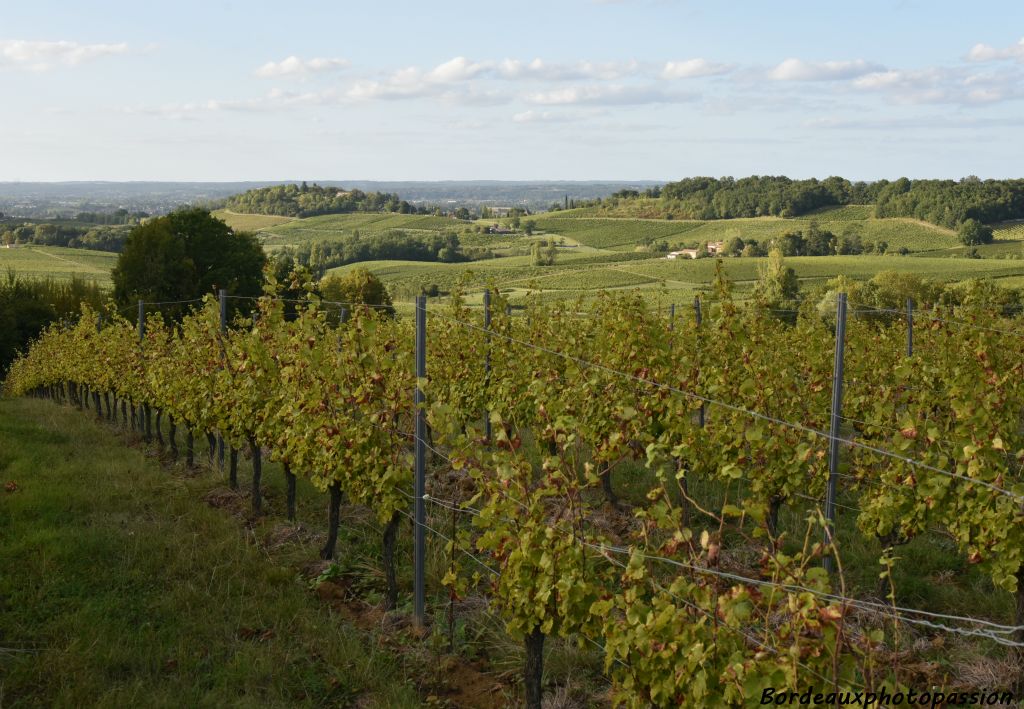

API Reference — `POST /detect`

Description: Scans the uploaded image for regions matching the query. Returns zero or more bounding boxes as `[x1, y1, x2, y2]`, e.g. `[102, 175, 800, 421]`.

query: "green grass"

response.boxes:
[261, 214, 464, 246]
[212, 210, 296, 232]
[0, 246, 117, 284]
[681, 216, 957, 253]
[993, 220, 1024, 241]
[0, 398, 422, 708]
[804, 205, 876, 221]
[529, 216, 704, 249]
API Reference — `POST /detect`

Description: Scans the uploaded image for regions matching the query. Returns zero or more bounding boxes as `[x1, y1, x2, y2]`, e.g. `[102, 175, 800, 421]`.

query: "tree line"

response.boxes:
[223, 182, 423, 218]
[587, 176, 1024, 228]
[278, 230, 493, 279]
[1, 221, 135, 252]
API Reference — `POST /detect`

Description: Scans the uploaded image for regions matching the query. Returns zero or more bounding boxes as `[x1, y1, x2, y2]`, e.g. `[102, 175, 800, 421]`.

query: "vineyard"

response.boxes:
[0, 245, 117, 284]
[7, 285, 1024, 706]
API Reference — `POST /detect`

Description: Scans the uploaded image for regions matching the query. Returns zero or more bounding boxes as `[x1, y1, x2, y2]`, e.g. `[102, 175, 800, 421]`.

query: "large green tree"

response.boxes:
[320, 267, 395, 318]
[112, 208, 265, 309]
[957, 218, 994, 246]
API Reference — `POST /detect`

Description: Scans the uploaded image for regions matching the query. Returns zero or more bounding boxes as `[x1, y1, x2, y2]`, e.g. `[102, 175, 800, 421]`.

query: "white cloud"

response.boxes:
[768, 58, 885, 81]
[349, 57, 643, 100]
[0, 39, 129, 70]
[524, 84, 693, 106]
[660, 58, 733, 79]
[497, 58, 640, 81]
[254, 55, 349, 78]
[967, 37, 1024, 62]
[512, 110, 572, 123]
[427, 56, 491, 82]
[127, 88, 343, 118]
[852, 66, 1024, 106]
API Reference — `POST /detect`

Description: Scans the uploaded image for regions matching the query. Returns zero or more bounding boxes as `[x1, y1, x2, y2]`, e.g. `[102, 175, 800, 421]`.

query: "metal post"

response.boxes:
[823, 292, 848, 574]
[695, 296, 705, 428]
[906, 298, 913, 358]
[340, 307, 348, 324]
[669, 303, 675, 331]
[96, 313, 102, 332]
[483, 290, 492, 443]
[137, 300, 145, 341]
[219, 289, 227, 335]
[413, 295, 427, 629]
[505, 304, 512, 317]
[217, 289, 227, 470]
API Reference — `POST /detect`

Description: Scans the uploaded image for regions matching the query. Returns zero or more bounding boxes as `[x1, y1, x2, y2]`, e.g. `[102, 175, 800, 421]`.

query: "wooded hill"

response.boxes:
[593, 176, 1024, 228]
[224, 183, 421, 218]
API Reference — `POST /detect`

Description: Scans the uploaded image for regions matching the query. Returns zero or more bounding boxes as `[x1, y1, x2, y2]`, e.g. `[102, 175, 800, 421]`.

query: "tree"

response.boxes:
[753, 248, 799, 311]
[958, 218, 994, 246]
[320, 267, 395, 317]
[778, 231, 805, 257]
[112, 208, 266, 312]
[723, 236, 744, 256]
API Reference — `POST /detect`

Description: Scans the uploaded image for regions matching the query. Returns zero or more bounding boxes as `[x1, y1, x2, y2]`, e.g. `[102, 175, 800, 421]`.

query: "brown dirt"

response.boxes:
[306, 572, 516, 708]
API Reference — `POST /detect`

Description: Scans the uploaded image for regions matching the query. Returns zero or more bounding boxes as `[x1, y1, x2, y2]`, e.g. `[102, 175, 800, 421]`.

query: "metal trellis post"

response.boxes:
[823, 292, 848, 574]
[695, 296, 704, 428]
[413, 295, 427, 629]
[906, 297, 913, 357]
[217, 289, 227, 469]
[483, 289, 492, 443]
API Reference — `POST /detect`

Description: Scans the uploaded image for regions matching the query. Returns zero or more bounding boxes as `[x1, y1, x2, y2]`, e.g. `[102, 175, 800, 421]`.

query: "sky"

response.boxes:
[1, 0, 1022, 182]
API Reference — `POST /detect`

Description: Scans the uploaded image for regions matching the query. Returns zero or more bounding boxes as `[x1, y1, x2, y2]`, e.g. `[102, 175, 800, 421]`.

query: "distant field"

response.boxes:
[529, 210, 957, 254]
[211, 210, 295, 232]
[330, 253, 1024, 306]
[994, 220, 1024, 241]
[260, 213, 464, 245]
[669, 216, 955, 253]
[530, 216, 704, 249]
[4, 207, 1019, 302]
[804, 205, 875, 221]
[0, 246, 116, 284]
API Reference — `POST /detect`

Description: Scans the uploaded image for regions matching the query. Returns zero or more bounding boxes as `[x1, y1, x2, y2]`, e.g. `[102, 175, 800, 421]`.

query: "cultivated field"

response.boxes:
[211, 209, 295, 232]
[0, 246, 117, 284]
[10, 207, 1024, 300]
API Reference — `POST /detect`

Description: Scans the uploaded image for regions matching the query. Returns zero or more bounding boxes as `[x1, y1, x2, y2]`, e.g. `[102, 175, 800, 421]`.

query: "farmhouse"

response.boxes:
[665, 241, 725, 259]
[666, 249, 699, 259]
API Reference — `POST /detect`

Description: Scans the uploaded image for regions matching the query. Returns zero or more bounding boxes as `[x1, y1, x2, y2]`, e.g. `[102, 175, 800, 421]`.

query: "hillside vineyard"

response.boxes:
[7, 289, 1024, 706]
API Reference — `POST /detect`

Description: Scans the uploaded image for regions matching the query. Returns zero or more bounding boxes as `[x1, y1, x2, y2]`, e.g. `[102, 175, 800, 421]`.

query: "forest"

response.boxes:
[280, 229, 485, 278]
[223, 182, 422, 218]
[595, 175, 1024, 227]
[1, 220, 135, 252]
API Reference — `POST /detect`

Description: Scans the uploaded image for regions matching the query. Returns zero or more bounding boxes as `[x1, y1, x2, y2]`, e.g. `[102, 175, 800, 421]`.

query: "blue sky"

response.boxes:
[2, 0, 1022, 181]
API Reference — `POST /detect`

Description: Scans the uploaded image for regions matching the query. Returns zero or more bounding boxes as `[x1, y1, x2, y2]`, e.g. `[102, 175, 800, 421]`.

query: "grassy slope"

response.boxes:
[0, 246, 117, 284]
[212, 209, 296, 232]
[0, 398, 420, 708]
[7, 207, 1023, 298]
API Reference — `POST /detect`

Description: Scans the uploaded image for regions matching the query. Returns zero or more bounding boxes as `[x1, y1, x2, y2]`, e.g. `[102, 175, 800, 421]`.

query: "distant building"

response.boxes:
[666, 249, 699, 260]
[666, 241, 724, 259]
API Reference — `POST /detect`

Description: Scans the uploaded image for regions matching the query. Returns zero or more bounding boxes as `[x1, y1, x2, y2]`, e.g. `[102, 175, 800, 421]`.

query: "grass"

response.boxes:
[261, 214, 463, 246]
[993, 220, 1024, 241]
[0, 246, 117, 284]
[0, 398, 422, 708]
[211, 209, 296, 232]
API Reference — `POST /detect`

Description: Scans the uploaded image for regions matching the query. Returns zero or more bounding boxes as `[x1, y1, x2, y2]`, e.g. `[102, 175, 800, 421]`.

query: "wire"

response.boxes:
[584, 541, 1024, 646]
[433, 311, 1024, 504]
[140, 298, 205, 306]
